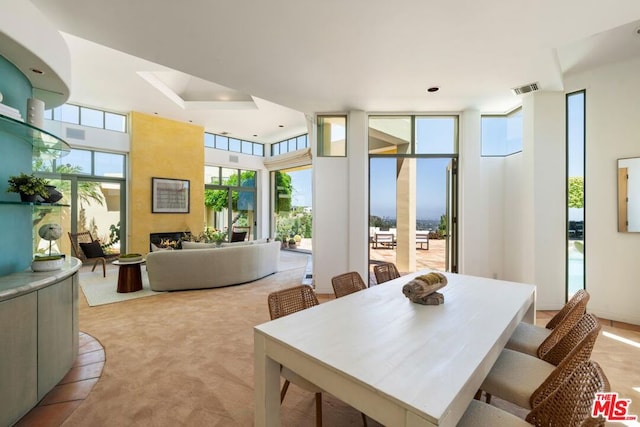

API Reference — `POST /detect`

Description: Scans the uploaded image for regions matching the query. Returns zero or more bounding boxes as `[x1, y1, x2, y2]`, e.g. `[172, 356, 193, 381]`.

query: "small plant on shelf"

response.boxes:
[7, 173, 49, 202]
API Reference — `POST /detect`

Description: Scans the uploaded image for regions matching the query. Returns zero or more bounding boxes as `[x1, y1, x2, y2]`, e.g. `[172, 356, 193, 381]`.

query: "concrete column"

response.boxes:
[396, 156, 416, 272]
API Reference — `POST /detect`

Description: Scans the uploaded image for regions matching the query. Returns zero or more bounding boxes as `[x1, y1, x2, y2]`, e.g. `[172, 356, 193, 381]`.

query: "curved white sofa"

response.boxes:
[146, 240, 280, 291]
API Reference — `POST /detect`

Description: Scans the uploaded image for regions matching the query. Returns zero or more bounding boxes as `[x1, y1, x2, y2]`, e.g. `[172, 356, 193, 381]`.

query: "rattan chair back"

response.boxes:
[331, 272, 367, 298]
[536, 290, 590, 358]
[373, 262, 400, 284]
[539, 312, 600, 365]
[530, 313, 601, 407]
[545, 289, 589, 330]
[526, 360, 609, 427]
[267, 285, 319, 320]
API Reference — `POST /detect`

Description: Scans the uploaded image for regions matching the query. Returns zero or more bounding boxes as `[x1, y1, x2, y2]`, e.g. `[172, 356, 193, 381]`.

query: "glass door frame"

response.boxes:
[36, 173, 127, 254]
[204, 184, 257, 241]
[368, 153, 459, 274]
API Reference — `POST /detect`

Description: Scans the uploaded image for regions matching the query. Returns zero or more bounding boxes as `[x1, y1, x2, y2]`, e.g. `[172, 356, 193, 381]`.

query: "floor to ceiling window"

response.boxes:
[368, 116, 458, 281]
[272, 167, 312, 251]
[567, 91, 586, 298]
[204, 166, 257, 241]
[34, 149, 125, 256]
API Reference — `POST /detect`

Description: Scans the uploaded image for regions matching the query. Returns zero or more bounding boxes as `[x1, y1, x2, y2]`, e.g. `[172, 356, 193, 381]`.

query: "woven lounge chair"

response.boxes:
[68, 231, 119, 277]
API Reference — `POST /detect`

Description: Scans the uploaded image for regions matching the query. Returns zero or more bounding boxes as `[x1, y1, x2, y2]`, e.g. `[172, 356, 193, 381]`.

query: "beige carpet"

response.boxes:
[62, 259, 640, 426]
[66, 255, 374, 426]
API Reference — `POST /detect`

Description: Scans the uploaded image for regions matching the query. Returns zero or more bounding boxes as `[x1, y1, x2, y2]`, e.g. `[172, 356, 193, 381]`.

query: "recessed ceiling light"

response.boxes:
[278, 124, 284, 128]
[426, 86, 440, 93]
[635, 26, 640, 36]
[220, 131, 230, 135]
[253, 134, 258, 137]
[30, 68, 44, 75]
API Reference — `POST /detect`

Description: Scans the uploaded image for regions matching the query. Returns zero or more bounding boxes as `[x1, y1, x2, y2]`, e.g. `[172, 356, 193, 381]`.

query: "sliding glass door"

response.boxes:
[204, 166, 257, 241]
[369, 157, 456, 274]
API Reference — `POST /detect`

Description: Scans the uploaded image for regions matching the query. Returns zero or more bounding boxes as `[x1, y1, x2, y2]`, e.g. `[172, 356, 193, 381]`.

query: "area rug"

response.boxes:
[80, 251, 310, 307]
[79, 268, 161, 307]
[278, 250, 310, 271]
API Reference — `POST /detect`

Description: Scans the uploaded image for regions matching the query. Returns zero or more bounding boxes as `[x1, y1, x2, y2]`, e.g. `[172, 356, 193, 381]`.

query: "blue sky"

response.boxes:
[289, 168, 312, 207]
[370, 157, 451, 220]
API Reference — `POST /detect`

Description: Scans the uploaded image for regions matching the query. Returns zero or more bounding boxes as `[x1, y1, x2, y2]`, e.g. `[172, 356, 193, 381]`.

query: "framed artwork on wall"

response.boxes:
[152, 177, 190, 213]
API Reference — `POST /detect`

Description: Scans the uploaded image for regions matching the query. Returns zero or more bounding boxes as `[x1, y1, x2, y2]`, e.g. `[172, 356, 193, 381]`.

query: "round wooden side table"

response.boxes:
[113, 260, 145, 293]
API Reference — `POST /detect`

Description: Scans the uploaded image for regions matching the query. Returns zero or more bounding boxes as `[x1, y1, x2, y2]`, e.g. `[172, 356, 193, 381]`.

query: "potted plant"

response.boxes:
[7, 173, 49, 202]
[211, 229, 227, 246]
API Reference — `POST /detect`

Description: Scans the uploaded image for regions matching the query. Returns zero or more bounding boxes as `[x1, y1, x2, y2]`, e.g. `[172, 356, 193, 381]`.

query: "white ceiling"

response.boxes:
[28, 0, 640, 144]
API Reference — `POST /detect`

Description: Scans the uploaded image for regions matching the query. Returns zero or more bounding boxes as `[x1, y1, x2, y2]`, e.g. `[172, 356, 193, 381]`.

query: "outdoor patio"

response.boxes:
[293, 237, 447, 283]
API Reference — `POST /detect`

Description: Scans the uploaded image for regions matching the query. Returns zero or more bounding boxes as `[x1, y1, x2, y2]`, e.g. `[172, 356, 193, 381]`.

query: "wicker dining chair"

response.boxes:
[331, 271, 367, 298]
[267, 285, 368, 427]
[480, 313, 601, 410]
[68, 231, 119, 277]
[267, 286, 323, 426]
[460, 360, 610, 427]
[506, 289, 590, 358]
[372, 262, 400, 284]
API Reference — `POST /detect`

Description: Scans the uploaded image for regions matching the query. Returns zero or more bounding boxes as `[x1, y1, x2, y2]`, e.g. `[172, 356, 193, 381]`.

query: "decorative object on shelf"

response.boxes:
[41, 184, 63, 203]
[38, 223, 63, 256]
[26, 98, 45, 128]
[31, 254, 65, 272]
[35, 223, 65, 271]
[402, 272, 448, 305]
[118, 253, 143, 263]
[6, 172, 49, 202]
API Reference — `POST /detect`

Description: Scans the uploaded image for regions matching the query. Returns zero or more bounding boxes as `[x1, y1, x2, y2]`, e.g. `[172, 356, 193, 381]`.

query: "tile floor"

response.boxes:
[15, 332, 104, 427]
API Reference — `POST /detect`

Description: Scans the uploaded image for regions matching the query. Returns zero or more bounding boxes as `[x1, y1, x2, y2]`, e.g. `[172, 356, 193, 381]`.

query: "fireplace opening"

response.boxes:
[149, 231, 190, 251]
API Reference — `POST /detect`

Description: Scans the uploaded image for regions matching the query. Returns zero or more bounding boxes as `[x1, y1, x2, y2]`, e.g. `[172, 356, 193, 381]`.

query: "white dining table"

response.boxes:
[254, 271, 536, 426]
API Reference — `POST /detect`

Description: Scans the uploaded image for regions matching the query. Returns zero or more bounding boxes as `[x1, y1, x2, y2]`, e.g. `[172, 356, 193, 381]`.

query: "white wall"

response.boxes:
[564, 57, 640, 325]
[618, 157, 640, 231]
[459, 109, 505, 279]
[44, 120, 130, 153]
[312, 111, 369, 294]
[530, 93, 567, 309]
[502, 153, 527, 282]
[313, 156, 350, 293]
[461, 94, 566, 311]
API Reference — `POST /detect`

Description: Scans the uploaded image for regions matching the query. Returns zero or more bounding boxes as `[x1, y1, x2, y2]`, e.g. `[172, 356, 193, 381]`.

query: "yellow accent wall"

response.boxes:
[129, 112, 204, 254]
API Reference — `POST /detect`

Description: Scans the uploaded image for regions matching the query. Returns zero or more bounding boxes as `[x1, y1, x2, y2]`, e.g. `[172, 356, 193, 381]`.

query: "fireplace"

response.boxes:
[149, 231, 191, 250]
